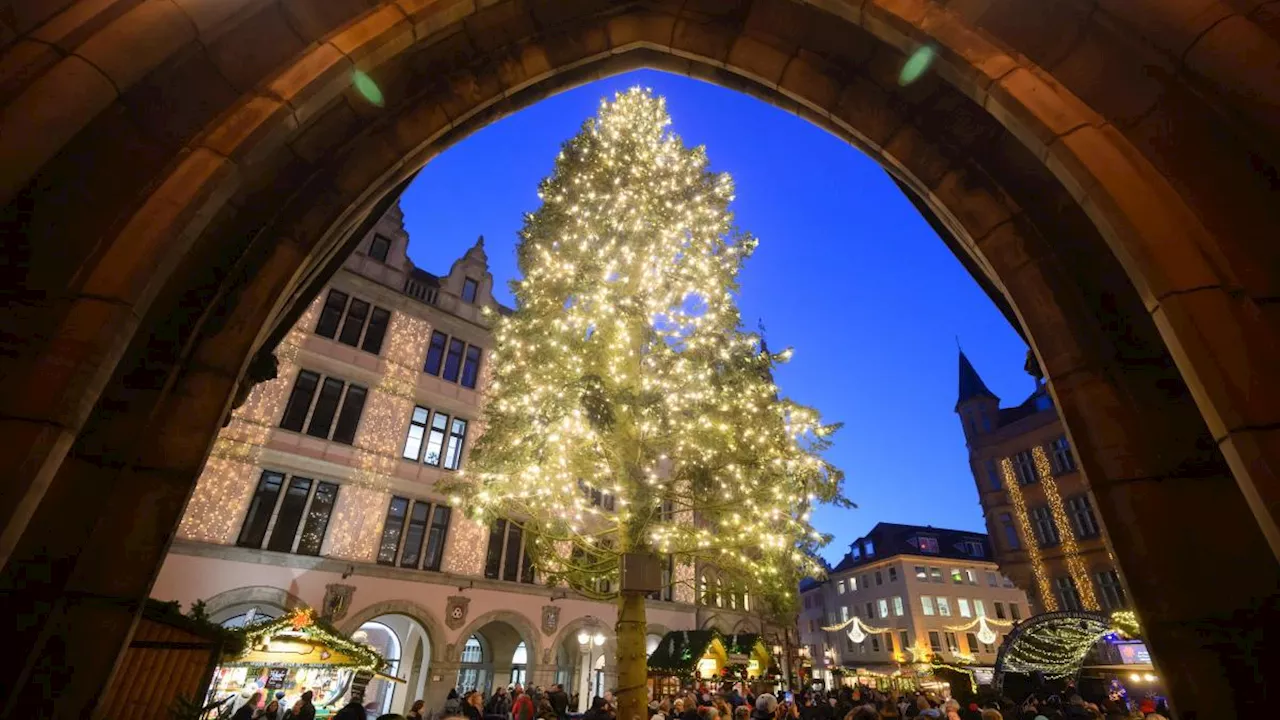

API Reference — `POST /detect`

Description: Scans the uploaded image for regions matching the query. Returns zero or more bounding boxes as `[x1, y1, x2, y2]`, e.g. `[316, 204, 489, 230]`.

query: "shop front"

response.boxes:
[206, 608, 395, 717]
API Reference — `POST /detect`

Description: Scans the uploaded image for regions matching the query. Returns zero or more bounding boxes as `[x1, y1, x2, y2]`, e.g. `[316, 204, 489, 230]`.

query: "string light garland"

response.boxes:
[1032, 446, 1100, 610]
[944, 615, 1012, 645]
[239, 607, 387, 673]
[1001, 457, 1056, 611]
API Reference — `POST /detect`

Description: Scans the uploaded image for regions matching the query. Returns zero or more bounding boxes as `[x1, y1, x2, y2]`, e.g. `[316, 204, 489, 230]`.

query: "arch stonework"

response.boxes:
[1, 1, 1278, 718]
[450, 609, 543, 670]
[202, 585, 309, 622]
[340, 599, 448, 664]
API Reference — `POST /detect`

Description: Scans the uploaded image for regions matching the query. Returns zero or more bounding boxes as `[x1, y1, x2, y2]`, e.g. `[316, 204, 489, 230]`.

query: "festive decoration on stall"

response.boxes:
[441, 88, 848, 720]
[646, 630, 770, 680]
[1109, 610, 1140, 638]
[1000, 457, 1056, 611]
[238, 608, 387, 674]
[1032, 447, 1100, 610]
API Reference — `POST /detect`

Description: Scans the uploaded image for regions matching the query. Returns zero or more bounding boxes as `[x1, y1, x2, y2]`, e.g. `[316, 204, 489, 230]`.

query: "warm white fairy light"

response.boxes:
[442, 515, 487, 575]
[444, 89, 848, 611]
[326, 484, 389, 561]
[178, 297, 323, 543]
[1002, 457, 1056, 611]
[1032, 446, 1099, 610]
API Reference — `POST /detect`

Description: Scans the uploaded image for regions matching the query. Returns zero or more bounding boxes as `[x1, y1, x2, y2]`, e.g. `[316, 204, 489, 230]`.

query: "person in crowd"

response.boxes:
[487, 686, 513, 719]
[549, 684, 571, 720]
[751, 694, 778, 720]
[682, 694, 701, 720]
[539, 696, 561, 720]
[332, 695, 367, 720]
[232, 692, 263, 720]
[255, 699, 282, 720]
[376, 715, 407, 720]
[878, 697, 901, 719]
[445, 689, 463, 716]
[405, 699, 426, 720]
[979, 711, 1003, 720]
[463, 691, 485, 720]
[914, 696, 941, 720]
[728, 687, 747, 709]
[584, 697, 613, 720]
[514, 686, 537, 720]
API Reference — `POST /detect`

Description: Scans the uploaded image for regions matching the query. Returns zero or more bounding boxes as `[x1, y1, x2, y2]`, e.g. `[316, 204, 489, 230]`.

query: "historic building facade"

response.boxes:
[152, 205, 765, 716]
[796, 524, 1031, 684]
[955, 352, 1130, 617]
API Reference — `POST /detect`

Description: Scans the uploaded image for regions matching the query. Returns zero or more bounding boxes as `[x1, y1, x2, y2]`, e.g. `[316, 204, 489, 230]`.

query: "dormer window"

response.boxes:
[863, 540, 874, 556]
[851, 544, 861, 560]
[369, 234, 391, 263]
[909, 535, 940, 554]
[461, 277, 479, 303]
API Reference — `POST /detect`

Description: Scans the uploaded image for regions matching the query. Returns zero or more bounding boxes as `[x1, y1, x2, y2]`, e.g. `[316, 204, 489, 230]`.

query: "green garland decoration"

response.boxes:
[237, 608, 387, 674]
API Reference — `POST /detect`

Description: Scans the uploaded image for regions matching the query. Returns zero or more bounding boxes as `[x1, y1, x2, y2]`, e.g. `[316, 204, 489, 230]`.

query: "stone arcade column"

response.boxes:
[425, 661, 462, 714]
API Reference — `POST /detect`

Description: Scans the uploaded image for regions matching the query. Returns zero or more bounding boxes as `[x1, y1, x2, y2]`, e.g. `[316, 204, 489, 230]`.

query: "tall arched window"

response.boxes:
[511, 641, 528, 687]
[457, 635, 488, 692]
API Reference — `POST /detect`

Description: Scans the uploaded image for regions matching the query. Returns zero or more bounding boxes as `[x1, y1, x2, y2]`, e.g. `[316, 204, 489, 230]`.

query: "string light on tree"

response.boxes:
[443, 88, 850, 720]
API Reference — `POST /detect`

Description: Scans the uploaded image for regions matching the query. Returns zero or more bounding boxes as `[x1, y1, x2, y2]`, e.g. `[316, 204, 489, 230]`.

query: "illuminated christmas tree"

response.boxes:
[446, 89, 847, 720]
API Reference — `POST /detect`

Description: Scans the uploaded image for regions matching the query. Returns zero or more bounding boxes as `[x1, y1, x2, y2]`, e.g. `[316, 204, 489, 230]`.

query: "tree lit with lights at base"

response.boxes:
[445, 89, 848, 720]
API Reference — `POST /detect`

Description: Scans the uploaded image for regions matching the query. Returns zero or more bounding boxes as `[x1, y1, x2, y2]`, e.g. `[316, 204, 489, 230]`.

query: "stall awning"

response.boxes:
[229, 608, 388, 674]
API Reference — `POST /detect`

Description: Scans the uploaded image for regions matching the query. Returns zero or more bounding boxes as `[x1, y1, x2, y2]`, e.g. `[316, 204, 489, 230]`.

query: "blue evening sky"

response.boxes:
[400, 69, 1032, 564]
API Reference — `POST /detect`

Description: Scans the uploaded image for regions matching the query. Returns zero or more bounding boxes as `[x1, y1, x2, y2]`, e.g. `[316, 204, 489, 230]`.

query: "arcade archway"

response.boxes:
[2, 2, 1279, 718]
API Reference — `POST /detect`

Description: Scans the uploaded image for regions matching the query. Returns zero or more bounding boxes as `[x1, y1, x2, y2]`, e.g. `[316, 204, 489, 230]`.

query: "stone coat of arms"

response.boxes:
[446, 595, 471, 629]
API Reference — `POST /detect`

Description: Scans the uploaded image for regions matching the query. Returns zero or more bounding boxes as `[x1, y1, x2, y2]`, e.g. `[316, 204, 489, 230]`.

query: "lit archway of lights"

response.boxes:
[992, 611, 1113, 692]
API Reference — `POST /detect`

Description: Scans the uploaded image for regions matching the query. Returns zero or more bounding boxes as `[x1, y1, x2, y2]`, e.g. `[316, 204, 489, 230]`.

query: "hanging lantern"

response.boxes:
[846, 618, 866, 644]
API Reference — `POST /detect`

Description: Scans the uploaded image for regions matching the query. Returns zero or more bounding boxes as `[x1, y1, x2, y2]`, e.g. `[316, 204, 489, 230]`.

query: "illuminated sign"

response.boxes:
[1117, 642, 1151, 665]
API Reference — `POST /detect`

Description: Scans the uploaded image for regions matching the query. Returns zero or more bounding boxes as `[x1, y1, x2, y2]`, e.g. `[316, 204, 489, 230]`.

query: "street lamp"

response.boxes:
[576, 628, 607, 711]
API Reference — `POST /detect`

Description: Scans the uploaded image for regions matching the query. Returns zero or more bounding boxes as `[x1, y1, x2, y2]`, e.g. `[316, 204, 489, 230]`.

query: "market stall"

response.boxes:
[205, 608, 396, 718]
[646, 630, 771, 696]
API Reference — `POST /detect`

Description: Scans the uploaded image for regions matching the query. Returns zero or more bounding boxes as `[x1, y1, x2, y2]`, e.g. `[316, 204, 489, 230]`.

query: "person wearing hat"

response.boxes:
[751, 694, 777, 720]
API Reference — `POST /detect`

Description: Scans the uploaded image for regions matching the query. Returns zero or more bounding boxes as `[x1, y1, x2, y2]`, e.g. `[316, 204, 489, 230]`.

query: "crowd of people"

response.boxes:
[211, 678, 1172, 720]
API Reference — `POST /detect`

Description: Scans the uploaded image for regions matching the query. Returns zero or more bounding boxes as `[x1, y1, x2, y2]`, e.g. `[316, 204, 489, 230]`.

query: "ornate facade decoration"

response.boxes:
[446, 595, 471, 629]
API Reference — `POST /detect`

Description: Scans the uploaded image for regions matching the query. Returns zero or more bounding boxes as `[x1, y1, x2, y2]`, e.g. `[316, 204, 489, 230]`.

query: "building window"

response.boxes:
[1067, 495, 1100, 538]
[1096, 569, 1127, 610]
[994, 602, 1006, 620]
[878, 598, 889, 618]
[403, 408, 469, 469]
[865, 601, 875, 618]
[888, 567, 898, 582]
[964, 540, 984, 558]
[836, 580, 846, 595]
[1013, 449, 1038, 485]
[648, 555, 675, 602]
[957, 598, 972, 618]
[928, 632, 942, 653]
[484, 518, 536, 583]
[296, 481, 339, 555]
[920, 596, 935, 616]
[1053, 576, 1082, 611]
[950, 568, 964, 584]
[986, 571, 998, 587]
[850, 577, 859, 592]
[1050, 435, 1076, 474]
[966, 632, 980, 655]
[984, 458, 1001, 491]
[443, 418, 468, 470]
[851, 544, 861, 560]
[424, 331, 448, 375]
[1030, 506, 1060, 546]
[313, 289, 392, 355]
[999, 512, 1021, 550]
[944, 632, 960, 653]
[899, 631, 909, 654]
[424, 331, 483, 389]
[461, 277, 479, 303]
[973, 599, 986, 617]
[965, 568, 978, 584]
[914, 566, 928, 581]
[929, 567, 943, 583]
[377, 497, 451, 571]
[279, 370, 366, 445]
[892, 597, 904, 616]
[862, 574, 870, 590]
[913, 536, 940, 554]
[1009, 602, 1022, 621]
[369, 233, 391, 262]
[461, 346, 482, 389]
[863, 540, 875, 556]
[870, 636, 880, 652]
[238, 470, 285, 549]
[936, 597, 952, 617]
[875, 571, 883, 586]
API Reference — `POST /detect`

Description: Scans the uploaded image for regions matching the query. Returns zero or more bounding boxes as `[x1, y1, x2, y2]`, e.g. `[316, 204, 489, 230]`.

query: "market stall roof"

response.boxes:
[229, 608, 388, 675]
[647, 630, 768, 675]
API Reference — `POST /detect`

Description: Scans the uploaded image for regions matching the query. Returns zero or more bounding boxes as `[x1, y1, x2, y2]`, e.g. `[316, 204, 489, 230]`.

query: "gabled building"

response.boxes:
[796, 523, 1030, 685]
[955, 351, 1129, 616]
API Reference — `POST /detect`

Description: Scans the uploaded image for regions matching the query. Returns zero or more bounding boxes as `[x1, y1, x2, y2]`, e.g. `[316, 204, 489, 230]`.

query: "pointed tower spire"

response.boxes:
[464, 234, 488, 264]
[956, 349, 998, 410]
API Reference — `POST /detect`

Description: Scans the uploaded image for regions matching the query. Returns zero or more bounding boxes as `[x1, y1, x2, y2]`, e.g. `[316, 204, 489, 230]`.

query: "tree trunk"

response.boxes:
[615, 589, 648, 720]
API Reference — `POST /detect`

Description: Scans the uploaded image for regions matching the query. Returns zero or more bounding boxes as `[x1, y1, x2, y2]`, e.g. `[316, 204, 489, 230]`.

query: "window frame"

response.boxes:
[484, 518, 536, 584]
[461, 277, 479, 303]
[238, 470, 340, 556]
[377, 496, 452, 571]
[369, 233, 391, 262]
[1013, 449, 1039, 485]
[280, 370, 367, 445]
[1050, 435, 1076, 474]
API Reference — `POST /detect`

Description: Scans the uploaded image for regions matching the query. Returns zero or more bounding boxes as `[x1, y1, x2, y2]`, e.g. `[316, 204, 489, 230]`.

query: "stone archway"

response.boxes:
[341, 599, 448, 665]
[201, 585, 308, 623]
[1, 2, 1279, 718]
